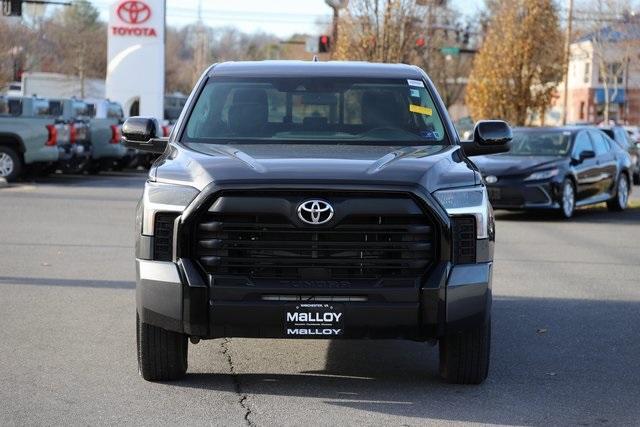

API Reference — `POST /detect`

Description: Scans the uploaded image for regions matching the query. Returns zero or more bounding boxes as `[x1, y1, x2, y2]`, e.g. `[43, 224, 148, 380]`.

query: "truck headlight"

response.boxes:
[434, 186, 490, 239]
[524, 168, 558, 181]
[141, 181, 199, 235]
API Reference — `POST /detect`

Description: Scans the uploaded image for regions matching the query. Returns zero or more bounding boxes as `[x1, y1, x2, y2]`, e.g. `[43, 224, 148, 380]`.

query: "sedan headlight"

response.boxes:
[141, 181, 199, 235]
[524, 168, 559, 181]
[433, 186, 490, 239]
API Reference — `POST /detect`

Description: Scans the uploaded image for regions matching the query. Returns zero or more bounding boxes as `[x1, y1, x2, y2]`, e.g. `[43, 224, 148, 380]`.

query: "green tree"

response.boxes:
[466, 0, 564, 125]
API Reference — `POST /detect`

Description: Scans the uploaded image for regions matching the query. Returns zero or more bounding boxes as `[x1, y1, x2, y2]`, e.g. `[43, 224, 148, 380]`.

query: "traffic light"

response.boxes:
[318, 35, 331, 53]
[2, 0, 22, 17]
[415, 36, 426, 48]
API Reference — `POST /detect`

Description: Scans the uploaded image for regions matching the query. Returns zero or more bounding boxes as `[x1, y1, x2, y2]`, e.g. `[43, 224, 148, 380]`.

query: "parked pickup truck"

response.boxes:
[0, 96, 69, 181]
[85, 99, 130, 173]
[48, 98, 93, 173]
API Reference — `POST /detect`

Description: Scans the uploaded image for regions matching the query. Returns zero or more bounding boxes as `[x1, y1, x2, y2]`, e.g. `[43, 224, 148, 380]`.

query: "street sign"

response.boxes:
[440, 47, 460, 56]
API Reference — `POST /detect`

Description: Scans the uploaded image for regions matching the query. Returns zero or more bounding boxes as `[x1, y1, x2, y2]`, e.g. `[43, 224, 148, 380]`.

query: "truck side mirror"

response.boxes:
[121, 116, 168, 153]
[460, 120, 512, 157]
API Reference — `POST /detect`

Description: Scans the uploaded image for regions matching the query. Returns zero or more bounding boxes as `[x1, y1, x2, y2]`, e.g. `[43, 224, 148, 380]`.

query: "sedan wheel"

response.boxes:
[607, 175, 629, 212]
[560, 179, 575, 219]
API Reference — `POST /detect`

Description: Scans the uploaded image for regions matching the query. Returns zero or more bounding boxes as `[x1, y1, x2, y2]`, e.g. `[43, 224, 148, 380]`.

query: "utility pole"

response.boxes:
[325, 0, 348, 57]
[623, 56, 630, 124]
[561, 0, 574, 125]
[332, 6, 339, 55]
[193, 0, 209, 85]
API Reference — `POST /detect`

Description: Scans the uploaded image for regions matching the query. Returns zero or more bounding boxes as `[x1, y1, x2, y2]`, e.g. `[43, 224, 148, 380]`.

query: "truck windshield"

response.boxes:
[183, 77, 447, 145]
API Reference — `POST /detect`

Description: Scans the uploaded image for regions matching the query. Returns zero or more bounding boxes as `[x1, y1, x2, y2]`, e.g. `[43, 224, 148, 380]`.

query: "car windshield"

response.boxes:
[508, 130, 572, 156]
[183, 77, 447, 145]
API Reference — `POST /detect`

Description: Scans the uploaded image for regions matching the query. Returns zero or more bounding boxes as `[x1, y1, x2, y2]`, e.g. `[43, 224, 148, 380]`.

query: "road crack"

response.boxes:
[221, 338, 254, 426]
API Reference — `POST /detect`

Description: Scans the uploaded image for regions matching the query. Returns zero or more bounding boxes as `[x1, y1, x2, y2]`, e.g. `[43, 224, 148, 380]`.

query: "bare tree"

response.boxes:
[45, 0, 106, 97]
[333, 0, 474, 108]
[334, 0, 424, 63]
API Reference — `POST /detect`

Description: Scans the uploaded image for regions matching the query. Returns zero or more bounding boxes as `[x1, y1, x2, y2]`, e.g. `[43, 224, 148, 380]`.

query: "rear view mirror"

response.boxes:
[460, 120, 512, 157]
[121, 116, 168, 153]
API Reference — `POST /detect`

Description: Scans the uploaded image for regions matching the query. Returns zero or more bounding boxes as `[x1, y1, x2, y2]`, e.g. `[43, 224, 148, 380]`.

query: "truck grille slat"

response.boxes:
[193, 193, 436, 280]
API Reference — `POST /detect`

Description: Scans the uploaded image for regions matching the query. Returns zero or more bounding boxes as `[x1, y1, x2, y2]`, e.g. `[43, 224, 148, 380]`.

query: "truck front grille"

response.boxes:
[192, 193, 436, 281]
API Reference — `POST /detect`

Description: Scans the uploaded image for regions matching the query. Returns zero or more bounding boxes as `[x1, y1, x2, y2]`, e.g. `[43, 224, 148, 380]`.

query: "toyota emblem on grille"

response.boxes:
[297, 200, 334, 225]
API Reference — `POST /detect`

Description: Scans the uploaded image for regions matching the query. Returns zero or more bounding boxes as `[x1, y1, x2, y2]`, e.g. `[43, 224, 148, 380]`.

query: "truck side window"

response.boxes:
[8, 99, 22, 116]
[49, 101, 63, 117]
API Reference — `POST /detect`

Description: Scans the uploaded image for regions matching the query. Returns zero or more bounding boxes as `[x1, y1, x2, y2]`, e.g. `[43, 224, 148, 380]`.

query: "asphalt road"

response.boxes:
[1, 172, 639, 426]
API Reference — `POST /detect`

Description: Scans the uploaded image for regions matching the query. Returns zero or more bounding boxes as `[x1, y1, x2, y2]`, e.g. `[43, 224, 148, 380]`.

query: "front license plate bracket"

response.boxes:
[283, 303, 344, 337]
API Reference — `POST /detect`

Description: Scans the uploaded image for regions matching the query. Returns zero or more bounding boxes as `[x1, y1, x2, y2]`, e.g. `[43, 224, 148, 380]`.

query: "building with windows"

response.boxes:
[556, 16, 640, 125]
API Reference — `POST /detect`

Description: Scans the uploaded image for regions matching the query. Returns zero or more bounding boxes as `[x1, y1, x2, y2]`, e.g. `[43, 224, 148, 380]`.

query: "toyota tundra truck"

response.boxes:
[123, 61, 511, 384]
[0, 95, 68, 181]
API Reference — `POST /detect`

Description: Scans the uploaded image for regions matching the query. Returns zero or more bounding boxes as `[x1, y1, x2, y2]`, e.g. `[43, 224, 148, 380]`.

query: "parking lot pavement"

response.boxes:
[1, 173, 639, 426]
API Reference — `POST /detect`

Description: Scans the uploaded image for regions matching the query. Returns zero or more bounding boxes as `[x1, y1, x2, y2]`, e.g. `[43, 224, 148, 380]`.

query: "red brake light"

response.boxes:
[110, 125, 121, 144]
[45, 124, 57, 146]
[69, 123, 77, 144]
[162, 125, 170, 137]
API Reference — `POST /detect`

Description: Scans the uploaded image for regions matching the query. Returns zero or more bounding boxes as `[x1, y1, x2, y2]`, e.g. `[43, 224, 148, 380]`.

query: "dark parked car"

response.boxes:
[473, 126, 632, 218]
[599, 126, 640, 185]
[122, 61, 512, 384]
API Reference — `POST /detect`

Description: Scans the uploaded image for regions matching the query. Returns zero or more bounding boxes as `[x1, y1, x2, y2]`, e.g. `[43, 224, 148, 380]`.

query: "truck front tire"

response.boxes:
[439, 318, 491, 385]
[136, 313, 188, 381]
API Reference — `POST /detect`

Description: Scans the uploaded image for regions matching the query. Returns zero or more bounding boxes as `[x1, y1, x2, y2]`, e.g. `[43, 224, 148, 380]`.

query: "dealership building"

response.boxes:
[556, 17, 640, 125]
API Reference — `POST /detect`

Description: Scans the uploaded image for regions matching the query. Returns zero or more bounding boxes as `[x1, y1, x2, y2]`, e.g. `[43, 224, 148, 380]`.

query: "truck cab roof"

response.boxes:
[209, 60, 424, 79]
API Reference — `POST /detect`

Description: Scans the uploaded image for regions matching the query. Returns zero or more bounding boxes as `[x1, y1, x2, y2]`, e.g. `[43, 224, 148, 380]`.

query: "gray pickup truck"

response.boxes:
[48, 98, 93, 174]
[49, 98, 128, 174]
[85, 99, 129, 173]
[0, 96, 69, 181]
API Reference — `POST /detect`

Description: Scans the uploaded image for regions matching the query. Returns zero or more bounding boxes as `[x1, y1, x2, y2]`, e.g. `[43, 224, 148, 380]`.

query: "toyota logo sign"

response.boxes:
[117, 1, 152, 25]
[297, 200, 334, 225]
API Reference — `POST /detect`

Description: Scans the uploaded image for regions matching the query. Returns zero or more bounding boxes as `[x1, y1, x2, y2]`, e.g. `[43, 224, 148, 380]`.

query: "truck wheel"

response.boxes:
[607, 174, 629, 212]
[0, 146, 22, 182]
[439, 319, 491, 385]
[136, 313, 188, 381]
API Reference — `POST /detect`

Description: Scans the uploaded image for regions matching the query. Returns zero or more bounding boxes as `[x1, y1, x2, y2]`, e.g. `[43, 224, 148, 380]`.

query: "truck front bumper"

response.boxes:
[136, 258, 492, 341]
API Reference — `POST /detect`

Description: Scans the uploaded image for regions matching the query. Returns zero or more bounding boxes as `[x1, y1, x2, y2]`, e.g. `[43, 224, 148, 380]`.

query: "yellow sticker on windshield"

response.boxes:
[409, 104, 432, 116]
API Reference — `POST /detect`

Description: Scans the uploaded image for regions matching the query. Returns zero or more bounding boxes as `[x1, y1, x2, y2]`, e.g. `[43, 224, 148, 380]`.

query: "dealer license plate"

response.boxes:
[284, 303, 344, 337]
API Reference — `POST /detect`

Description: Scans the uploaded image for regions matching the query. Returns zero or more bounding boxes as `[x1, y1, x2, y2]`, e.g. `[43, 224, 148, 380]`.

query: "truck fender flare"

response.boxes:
[0, 133, 26, 154]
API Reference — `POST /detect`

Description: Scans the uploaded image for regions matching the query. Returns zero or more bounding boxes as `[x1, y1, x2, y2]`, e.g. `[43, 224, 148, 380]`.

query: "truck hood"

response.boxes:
[151, 142, 477, 193]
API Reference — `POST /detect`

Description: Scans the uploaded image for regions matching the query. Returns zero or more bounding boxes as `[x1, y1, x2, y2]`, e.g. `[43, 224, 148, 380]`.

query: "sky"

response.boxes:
[87, 0, 484, 38]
